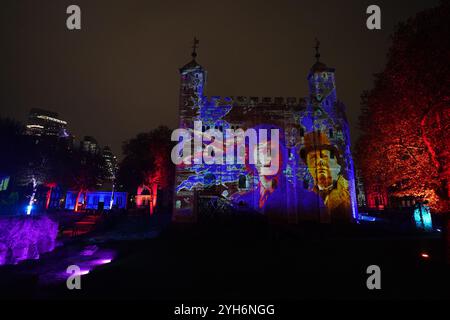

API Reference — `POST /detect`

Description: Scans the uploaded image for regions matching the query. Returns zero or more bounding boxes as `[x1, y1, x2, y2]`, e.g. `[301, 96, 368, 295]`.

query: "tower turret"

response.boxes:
[179, 37, 206, 128]
[307, 39, 336, 107]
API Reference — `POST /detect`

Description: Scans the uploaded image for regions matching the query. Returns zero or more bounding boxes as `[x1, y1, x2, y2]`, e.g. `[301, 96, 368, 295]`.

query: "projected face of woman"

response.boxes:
[253, 141, 280, 178]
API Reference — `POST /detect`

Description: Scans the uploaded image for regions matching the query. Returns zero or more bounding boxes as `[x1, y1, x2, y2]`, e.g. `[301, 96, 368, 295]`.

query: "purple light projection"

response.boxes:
[0, 215, 58, 266]
[29, 246, 116, 285]
[56, 248, 115, 283]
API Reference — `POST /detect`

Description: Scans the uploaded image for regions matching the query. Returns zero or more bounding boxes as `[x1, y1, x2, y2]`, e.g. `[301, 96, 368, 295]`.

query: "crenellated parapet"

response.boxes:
[200, 96, 308, 108]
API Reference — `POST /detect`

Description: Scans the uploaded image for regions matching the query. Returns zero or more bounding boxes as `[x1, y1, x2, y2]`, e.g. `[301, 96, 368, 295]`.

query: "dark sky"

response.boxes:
[0, 0, 438, 157]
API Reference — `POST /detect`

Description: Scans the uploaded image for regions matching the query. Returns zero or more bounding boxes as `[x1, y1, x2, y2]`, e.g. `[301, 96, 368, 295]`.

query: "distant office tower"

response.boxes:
[26, 108, 70, 138]
[80, 136, 100, 155]
[101, 146, 118, 181]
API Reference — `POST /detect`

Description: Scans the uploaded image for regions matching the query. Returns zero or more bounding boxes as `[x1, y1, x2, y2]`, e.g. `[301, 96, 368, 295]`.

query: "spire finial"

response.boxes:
[191, 37, 199, 59]
[314, 38, 320, 62]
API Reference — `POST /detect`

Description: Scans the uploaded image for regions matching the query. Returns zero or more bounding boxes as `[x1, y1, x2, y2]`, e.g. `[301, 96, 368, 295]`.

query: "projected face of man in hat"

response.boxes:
[301, 131, 341, 190]
[306, 149, 339, 190]
[299, 130, 353, 223]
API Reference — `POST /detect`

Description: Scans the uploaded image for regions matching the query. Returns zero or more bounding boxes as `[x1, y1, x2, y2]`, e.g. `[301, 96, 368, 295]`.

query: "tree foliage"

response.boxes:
[0, 116, 104, 199]
[118, 126, 174, 194]
[356, 1, 450, 213]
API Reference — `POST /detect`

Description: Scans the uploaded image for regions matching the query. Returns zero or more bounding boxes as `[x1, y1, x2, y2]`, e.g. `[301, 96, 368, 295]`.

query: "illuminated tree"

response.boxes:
[67, 151, 103, 212]
[119, 126, 174, 213]
[0, 117, 50, 213]
[356, 1, 450, 213]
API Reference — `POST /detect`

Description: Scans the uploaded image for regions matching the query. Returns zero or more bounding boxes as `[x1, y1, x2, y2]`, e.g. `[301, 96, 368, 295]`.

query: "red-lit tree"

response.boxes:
[66, 151, 103, 212]
[119, 126, 174, 214]
[356, 1, 450, 213]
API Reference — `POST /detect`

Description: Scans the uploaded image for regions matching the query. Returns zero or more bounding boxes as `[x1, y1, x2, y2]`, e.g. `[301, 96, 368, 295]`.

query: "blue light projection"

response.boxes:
[175, 96, 246, 193]
[414, 204, 433, 231]
[65, 191, 127, 211]
[173, 49, 358, 223]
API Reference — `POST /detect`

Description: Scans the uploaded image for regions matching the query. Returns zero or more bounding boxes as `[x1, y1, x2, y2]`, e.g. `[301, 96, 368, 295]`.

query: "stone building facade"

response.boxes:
[173, 41, 358, 223]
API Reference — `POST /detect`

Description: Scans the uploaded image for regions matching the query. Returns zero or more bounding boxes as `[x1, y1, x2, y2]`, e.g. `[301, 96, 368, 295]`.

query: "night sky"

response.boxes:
[0, 0, 438, 157]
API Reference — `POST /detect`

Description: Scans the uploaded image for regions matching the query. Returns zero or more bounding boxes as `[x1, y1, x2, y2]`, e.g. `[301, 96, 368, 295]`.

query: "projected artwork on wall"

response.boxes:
[173, 44, 357, 224]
